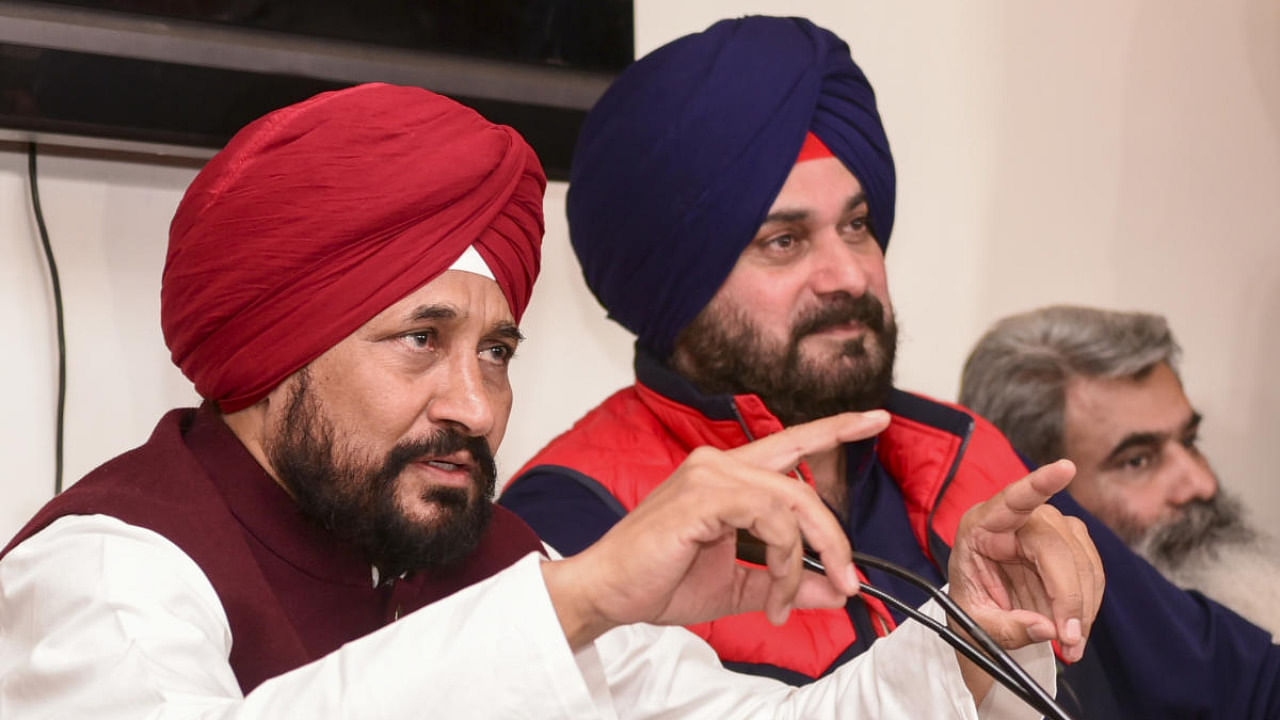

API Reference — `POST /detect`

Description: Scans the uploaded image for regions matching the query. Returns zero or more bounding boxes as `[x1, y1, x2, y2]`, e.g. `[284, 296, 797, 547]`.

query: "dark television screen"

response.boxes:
[0, 1, 631, 179]
[33, 0, 634, 72]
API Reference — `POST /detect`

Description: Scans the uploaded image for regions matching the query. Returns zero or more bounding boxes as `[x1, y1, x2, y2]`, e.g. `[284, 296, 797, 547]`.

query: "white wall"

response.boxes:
[3, 0, 1278, 542]
[0, 147, 202, 539]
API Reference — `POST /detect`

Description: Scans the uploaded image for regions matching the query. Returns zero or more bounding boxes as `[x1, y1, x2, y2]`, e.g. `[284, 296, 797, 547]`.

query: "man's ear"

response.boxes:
[221, 368, 307, 485]
[222, 387, 275, 440]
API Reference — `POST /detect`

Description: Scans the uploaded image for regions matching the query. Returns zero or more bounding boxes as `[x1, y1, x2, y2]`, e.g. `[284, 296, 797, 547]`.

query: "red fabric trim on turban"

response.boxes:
[796, 131, 835, 163]
[162, 83, 546, 412]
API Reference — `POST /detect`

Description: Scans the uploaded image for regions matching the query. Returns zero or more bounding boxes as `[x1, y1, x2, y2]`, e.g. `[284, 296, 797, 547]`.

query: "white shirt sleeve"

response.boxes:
[595, 597, 1055, 720]
[0, 515, 1054, 719]
[0, 515, 609, 720]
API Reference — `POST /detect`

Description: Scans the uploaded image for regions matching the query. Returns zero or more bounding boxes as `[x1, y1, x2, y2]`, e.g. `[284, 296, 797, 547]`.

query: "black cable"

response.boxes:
[736, 532, 1072, 719]
[854, 579, 1046, 713]
[843, 551, 1074, 720]
[28, 143, 67, 496]
[836, 554, 1068, 719]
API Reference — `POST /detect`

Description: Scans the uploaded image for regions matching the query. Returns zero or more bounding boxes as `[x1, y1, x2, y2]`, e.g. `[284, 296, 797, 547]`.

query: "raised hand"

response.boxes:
[947, 459, 1104, 665]
[540, 411, 891, 649]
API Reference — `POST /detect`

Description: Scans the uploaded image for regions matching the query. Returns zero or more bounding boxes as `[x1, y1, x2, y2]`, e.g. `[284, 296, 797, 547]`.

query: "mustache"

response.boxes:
[1142, 491, 1252, 567]
[790, 292, 887, 342]
[377, 428, 497, 488]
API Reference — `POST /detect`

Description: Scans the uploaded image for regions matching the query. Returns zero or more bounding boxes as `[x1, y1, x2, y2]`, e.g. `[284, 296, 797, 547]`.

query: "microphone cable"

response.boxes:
[28, 142, 67, 496]
[847, 551, 1072, 720]
[736, 537, 1074, 720]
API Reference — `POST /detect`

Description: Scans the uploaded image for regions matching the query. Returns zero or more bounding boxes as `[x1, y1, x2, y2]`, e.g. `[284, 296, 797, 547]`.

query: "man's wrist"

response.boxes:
[946, 615, 996, 705]
[540, 556, 614, 650]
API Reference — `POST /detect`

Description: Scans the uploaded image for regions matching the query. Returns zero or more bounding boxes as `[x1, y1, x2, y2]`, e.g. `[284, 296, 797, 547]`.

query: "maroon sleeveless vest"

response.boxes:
[2, 406, 545, 692]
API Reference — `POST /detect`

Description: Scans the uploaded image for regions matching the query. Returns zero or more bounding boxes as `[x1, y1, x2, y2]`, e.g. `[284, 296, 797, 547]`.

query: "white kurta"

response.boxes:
[0, 515, 1054, 719]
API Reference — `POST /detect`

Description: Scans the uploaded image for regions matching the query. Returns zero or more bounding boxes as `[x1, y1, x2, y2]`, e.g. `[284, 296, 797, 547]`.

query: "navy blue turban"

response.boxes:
[568, 16, 896, 357]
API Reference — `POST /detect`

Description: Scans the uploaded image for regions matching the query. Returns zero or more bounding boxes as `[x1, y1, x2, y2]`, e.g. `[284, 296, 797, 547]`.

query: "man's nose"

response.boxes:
[1168, 447, 1218, 506]
[808, 233, 870, 297]
[425, 353, 495, 438]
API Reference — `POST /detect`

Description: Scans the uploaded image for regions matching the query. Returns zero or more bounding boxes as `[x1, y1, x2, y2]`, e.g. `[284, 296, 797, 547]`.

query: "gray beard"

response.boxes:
[1133, 490, 1253, 570]
[1133, 491, 1280, 637]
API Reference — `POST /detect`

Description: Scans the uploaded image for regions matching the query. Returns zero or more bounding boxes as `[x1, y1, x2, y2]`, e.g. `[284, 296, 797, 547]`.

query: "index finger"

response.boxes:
[722, 455, 861, 597]
[975, 459, 1076, 533]
[728, 411, 890, 474]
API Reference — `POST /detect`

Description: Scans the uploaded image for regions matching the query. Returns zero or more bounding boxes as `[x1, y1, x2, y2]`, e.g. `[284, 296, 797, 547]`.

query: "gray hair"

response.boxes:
[959, 305, 1180, 465]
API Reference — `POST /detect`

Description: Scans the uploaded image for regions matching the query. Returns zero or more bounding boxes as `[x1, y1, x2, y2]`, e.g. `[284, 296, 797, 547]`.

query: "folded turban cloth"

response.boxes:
[162, 82, 545, 412]
[567, 16, 895, 357]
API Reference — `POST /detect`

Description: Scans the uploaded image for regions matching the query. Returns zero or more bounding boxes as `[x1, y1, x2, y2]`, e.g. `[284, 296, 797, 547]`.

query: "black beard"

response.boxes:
[672, 291, 897, 426]
[265, 371, 497, 579]
[1135, 490, 1254, 571]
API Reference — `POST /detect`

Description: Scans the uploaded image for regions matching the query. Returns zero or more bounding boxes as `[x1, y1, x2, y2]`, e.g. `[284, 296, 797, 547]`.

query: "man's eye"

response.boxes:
[844, 215, 871, 236]
[1121, 453, 1153, 471]
[401, 330, 435, 349]
[765, 234, 796, 250]
[481, 343, 515, 365]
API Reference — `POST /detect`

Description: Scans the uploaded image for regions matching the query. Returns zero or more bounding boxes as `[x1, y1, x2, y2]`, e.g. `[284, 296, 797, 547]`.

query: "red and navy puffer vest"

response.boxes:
[511, 352, 1028, 680]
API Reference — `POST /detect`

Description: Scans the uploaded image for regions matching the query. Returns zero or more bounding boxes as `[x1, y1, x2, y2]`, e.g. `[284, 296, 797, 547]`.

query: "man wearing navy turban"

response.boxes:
[0, 81, 1103, 718]
[501, 15, 1280, 720]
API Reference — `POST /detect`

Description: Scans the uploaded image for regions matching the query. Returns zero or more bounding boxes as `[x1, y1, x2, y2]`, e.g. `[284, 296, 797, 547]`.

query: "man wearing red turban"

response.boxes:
[0, 82, 1097, 718]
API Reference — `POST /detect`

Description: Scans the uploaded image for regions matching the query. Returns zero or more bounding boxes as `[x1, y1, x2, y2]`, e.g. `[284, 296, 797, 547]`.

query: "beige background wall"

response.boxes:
[3, 0, 1277, 542]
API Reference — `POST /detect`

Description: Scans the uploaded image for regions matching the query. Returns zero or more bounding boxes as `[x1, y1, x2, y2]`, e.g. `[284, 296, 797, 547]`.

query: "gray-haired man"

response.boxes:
[961, 304, 1279, 635]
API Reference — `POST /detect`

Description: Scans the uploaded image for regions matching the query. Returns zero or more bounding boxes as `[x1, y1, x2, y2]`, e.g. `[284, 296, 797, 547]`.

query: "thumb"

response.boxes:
[963, 606, 1057, 650]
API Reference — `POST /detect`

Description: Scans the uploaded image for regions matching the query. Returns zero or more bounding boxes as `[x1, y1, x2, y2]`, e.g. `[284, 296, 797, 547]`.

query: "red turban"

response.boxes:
[162, 83, 545, 412]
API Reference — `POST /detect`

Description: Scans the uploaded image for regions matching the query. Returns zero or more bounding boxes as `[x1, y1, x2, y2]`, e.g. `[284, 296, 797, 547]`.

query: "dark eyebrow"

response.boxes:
[491, 322, 525, 344]
[409, 304, 458, 322]
[760, 191, 867, 225]
[1103, 432, 1164, 464]
[844, 192, 868, 214]
[1102, 408, 1202, 463]
[409, 305, 523, 344]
